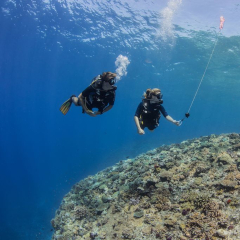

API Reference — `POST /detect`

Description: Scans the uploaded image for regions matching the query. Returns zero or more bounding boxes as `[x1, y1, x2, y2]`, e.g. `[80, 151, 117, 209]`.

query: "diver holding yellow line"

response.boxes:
[134, 88, 180, 135]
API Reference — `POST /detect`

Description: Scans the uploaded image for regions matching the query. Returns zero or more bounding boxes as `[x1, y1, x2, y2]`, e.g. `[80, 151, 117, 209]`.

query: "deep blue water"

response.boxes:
[1, 0, 240, 239]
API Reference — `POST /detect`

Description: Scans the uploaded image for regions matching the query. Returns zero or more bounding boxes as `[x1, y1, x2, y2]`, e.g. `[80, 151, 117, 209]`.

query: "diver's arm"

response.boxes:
[134, 116, 145, 135]
[166, 115, 180, 126]
[160, 105, 180, 126]
[95, 105, 113, 115]
[102, 105, 113, 113]
[134, 103, 145, 134]
[79, 93, 96, 117]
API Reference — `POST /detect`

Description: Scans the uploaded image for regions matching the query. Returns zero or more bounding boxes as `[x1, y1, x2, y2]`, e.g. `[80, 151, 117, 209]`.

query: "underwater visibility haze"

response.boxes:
[0, 0, 240, 239]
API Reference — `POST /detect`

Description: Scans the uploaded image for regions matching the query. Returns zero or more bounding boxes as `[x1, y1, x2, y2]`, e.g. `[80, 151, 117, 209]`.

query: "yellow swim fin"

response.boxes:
[60, 98, 73, 115]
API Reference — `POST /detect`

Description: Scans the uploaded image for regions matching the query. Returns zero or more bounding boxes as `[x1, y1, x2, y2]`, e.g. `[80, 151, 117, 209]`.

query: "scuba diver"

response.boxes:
[134, 88, 180, 135]
[60, 72, 117, 117]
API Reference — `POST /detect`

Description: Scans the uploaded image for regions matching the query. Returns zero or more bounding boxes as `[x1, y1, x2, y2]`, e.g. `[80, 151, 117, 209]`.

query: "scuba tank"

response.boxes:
[90, 75, 102, 89]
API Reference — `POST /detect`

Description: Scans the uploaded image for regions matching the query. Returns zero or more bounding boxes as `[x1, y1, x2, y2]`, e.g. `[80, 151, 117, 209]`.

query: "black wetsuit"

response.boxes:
[135, 100, 168, 130]
[81, 85, 116, 113]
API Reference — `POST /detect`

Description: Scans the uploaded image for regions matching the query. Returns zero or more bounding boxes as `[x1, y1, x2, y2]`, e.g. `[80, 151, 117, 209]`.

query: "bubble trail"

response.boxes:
[115, 55, 130, 82]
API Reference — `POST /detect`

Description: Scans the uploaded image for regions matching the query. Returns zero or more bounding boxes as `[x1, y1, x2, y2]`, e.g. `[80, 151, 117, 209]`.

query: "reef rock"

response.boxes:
[51, 133, 240, 240]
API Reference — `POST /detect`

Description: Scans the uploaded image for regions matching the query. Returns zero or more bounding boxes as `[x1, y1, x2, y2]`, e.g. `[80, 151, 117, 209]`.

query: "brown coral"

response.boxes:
[73, 206, 88, 220]
[203, 201, 221, 218]
[220, 179, 238, 189]
[51, 133, 240, 240]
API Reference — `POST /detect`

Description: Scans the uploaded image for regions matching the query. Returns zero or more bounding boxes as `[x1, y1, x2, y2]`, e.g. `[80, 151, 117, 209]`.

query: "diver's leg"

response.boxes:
[72, 96, 81, 106]
[60, 95, 76, 115]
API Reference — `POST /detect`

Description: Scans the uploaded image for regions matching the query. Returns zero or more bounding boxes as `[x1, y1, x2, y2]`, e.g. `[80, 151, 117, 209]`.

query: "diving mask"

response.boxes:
[102, 80, 116, 91]
[156, 92, 163, 99]
[109, 77, 116, 85]
[149, 92, 163, 104]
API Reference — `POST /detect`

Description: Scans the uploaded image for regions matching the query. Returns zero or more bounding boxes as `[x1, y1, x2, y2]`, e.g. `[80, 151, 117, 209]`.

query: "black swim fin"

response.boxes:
[60, 97, 73, 115]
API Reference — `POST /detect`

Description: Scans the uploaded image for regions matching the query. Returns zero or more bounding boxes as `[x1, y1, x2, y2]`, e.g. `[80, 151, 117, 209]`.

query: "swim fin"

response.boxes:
[60, 97, 73, 115]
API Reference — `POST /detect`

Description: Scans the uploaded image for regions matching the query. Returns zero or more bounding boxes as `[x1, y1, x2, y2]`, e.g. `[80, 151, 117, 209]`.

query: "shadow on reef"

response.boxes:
[51, 133, 240, 240]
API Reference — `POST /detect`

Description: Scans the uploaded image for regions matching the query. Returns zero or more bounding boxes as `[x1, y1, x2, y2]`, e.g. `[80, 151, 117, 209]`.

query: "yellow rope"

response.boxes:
[187, 30, 221, 113]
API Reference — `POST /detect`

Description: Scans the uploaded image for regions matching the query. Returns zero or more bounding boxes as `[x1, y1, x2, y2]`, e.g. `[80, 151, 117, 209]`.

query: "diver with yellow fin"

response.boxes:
[134, 88, 180, 134]
[60, 72, 117, 117]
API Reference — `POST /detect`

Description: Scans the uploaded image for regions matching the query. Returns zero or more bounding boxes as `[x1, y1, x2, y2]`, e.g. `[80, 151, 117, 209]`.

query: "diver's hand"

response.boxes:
[94, 111, 101, 116]
[173, 120, 181, 126]
[138, 128, 145, 135]
[87, 110, 97, 117]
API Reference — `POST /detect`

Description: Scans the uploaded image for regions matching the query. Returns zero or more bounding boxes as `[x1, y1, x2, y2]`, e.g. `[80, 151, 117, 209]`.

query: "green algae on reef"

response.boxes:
[51, 133, 240, 240]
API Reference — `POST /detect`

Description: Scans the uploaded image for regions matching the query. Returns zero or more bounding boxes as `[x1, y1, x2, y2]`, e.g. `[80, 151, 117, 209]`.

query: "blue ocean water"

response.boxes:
[0, 0, 240, 239]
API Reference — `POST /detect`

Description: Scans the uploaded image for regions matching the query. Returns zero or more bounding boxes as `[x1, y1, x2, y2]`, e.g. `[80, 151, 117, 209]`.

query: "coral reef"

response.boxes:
[51, 133, 240, 239]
